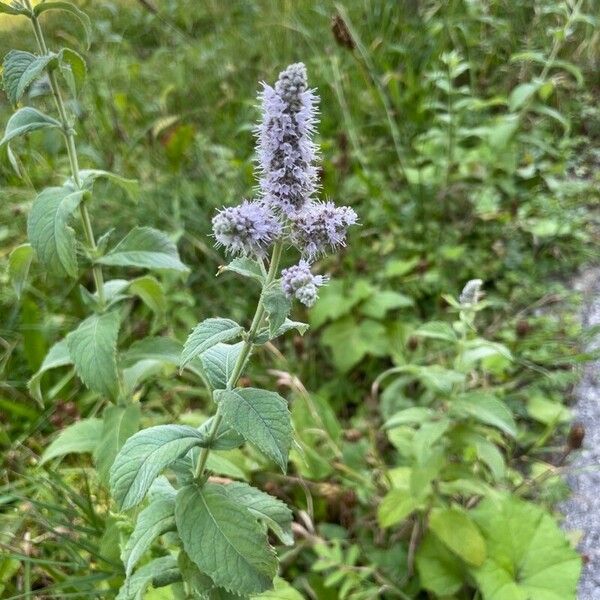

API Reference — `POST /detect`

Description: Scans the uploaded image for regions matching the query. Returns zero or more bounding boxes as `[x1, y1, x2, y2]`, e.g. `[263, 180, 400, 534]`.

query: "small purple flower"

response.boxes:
[256, 63, 318, 214]
[281, 260, 327, 307]
[289, 201, 358, 258]
[212, 200, 281, 257]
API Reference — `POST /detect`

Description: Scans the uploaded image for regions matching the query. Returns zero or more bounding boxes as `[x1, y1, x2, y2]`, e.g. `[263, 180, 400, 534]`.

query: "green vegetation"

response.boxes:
[0, 0, 598, 598]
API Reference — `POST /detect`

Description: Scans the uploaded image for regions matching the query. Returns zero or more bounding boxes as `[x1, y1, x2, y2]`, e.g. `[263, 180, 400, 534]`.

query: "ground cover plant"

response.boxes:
[0, 0, 599, 599]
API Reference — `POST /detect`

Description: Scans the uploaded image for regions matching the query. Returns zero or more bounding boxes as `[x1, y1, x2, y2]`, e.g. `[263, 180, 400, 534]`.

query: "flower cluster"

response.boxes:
[459, 279, 483, 305]
[281, 260, 328, 307]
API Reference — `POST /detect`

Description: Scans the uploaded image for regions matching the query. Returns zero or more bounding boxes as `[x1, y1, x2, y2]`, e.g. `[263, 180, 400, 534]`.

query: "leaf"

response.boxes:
[256, 319, 309, 344]
[377, 490, 419, 528]
[0, 107, 61, 147]
[122, 336, 181, 365]
[34, 2, 92, 48]
[122, 498, 176, 577]
[94, 404, 141, 482]
[263, 286, 291, 336]
[58, 47, 86, 96]
[253, 577, 304, 599]
[40, 418, 103, 464]
[110, 424, 207, 510]
[197, 417, 245, 450]
[97, 227, 188, 272]
[66, 311, 121, 399]
[27, 186, 84, 277]
[451, 393, 517, 437]
[0, 2, 30, 15]
[116, 555, 179, 600]
[415, 532, 464, 597]
[224, 482, 294, 545]
[181, 318, 243, 369]
[129, 275, 166, 315]
[8, 243, 33, 298]
[27, 339, 72, 406]
[384, 407, 434, 429]
[74, 169, 139, 201]
[413, 321, 457, 343]
[175, 483, 277, 595]
[215, 387, 292, 472]
[470, 495, 581, 600]
[221, 257, 265, 283]
[3, 50, 57, 106]
[360, 290, 413, 319]
[429, 507, 486, 567]
[509, 81, 540, 111]
[199, 342, 244, 390]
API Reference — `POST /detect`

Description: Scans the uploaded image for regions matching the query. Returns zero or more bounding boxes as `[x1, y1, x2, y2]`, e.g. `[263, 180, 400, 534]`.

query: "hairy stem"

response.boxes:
[194, 241, 284, 481]
[26, 1, 105, 307]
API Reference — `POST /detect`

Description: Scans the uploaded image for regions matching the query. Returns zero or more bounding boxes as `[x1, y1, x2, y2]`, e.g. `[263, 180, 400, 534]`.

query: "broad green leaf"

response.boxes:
[110, 424, 206, 510]
[509, 81, 540, 111]
[253, 577, 304, 599]
[197, 417, 245, 450]
[527, 395, 571, 425]
[27, 339, 72, 406]
[255, 319, 309, 344]
[116, 555, 179, 600]
[470, 495, 581, 600]
[384, 407, 434, 429]
[199, 342, 244, 390]
[130, 275, 166, 315]
[98, 227, 188, 272]
[58, 47, 86, 96]
[175, 483, 277, 595]
[34, 1, 92, 48]
[216, 387, 292, 472]
[221, 257, 265, 283]
[2, 50, 57, 106]
[429, 507, 486, 567]
[263, 286, 291, 336]
[413, 321, 457, 343]
[181, 318, 243, 369]
[415, 532, 464, 596]
[451, 393, 517, 437]
[73, 168, 139, 201]
[94, 404, 141, 482]
[0, 107, 61, 147]
[360, 290, 413, 319]
[224, 482, 294, 545]
[205, 453, 248, 480]
[122, 498, 176, 577]
[40, 417, 103, 464]
[122, 336, 181, 365]
[0, 2, 30, 15]
[377, 490, 419, 528]
[8, 243, 33, 298]
[27, 186, 84, 277]
[66, 311, 121, 399]
[415, 365, 465, 394]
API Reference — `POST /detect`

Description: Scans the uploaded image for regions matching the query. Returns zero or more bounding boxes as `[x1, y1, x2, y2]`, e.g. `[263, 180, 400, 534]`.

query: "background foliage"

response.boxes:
[0, 0, 599, 598]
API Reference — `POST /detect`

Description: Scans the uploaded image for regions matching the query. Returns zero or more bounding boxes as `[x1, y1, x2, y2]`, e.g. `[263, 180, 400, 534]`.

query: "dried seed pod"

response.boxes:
[331, 13, 355, 50]
[567, 422, 585, 450]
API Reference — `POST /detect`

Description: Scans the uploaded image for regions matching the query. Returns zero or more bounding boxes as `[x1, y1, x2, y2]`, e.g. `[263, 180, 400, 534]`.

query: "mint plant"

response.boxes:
[108, 63, 356, 596]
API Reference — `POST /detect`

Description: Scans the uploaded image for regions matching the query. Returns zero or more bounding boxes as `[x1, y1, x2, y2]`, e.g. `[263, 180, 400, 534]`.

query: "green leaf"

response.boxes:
[122, 498, 176, 577]
[224, 482, 294, 545]
[413, 321, 457, 342]
[451, 393, 517, 437]
[122, 336, 181, 365]
[470, 495, 581, 600]
[221, 257, 265, 283]
[74, 169, 139, 201]
[3, 50, 58, 106]
[66, 311, 121, 399]
[27, 186, 84, 277]
[199, 342, 244, 389]
[377, 490, 419, 528]
[40, 417, 103, 464]
[384, 407, 434, 429]
[58, 47, 86, 96]
[0, 107, 61, 147]
[110, 424, 206, 510]
[175, 483, 277, 595]
[415, 532, 464, 597]
[94, 404, 141, 482]
[8, 243, 33, 298]
[429, 507, 486, 567]
[27, 339, 72, 406]
[215, 387, 292, 472]
[197, 417, 245, 450]
[97, 227, 188, 272]
[129, 275, 166, 315]
[263, 286, 291, 336]
[509, 81, 540, 111]
[360, 290, 413, 319]
[34, 1, 92, 48]
[253, 577, 304, 599]
[0, 2, 30, 15]
[181, 318, 243, 369]
[256, 319, 309, 344]
[116, 555, 179, 600]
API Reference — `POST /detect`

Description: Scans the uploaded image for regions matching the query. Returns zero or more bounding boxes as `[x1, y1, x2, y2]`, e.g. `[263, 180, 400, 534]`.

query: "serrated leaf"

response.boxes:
[224, 482, 294, 546]
[40, 417, 103, 464]
[0, 107, 61, 147]
[73, 169, 139, 201]
[451, 393, 517, 437]
[181, 319, 243, 370]
[97, 226, 188, 272]
[58, 47, 86, 96]
[413, 321, 457, 342]
[110, 424, 207, 510]
[175, 483, 277, 595]
[34, 2, 92, 49]
[27, 186, 84, 277]
[94, 404, 141, 482]
[122, 498, 176, 577]
[122, 336, 181, 365]
[415, 532, 464, 597]
[263, 287, 291, 336]
[221, 257, 265, 283]
[27, 339, 72, 406]
[129, 275, 166, 315]
[215, 387, 291, 472]
[384, 407, 434, 429]
[256, 319, 309, 344]
[8, 243, 33, 298]
[3, 50, 36, 106]
[197, 417, 245, 450]
[199, 342, 244, 389]
[116, 555, 179, 600]
[66, 311, 121, 399]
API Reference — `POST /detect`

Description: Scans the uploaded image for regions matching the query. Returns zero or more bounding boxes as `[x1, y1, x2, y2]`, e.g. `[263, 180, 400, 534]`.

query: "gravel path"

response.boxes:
[561, 268, 600, 600]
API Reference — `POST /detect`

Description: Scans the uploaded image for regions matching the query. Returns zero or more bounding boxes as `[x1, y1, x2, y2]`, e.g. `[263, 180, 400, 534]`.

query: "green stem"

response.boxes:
[194, 241, 284, 481]
[26, 1, 105, 307]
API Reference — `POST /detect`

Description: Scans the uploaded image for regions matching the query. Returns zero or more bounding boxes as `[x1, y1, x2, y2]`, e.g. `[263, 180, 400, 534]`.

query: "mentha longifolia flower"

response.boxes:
[212, 200, 282, 257]
[281, 260, 328, 307]
[257, 62, 319, 214]
[289, 200, 358, 258]
[459, 278, 484, 305]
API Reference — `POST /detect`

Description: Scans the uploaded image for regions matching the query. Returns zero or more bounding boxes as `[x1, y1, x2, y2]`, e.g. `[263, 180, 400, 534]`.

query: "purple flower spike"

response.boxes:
[257, 62, 319, 214]
[289, 201, 358, 258]
[212, 200, 281, 257]
[281, 260, 328, 307]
